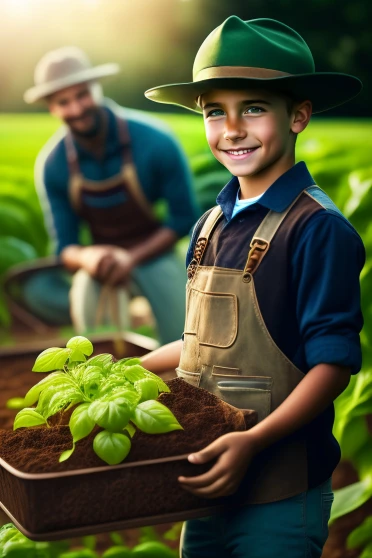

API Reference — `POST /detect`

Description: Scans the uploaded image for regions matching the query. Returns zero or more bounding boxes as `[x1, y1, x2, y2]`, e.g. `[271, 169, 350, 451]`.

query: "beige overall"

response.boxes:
[177, 199, 308, 505]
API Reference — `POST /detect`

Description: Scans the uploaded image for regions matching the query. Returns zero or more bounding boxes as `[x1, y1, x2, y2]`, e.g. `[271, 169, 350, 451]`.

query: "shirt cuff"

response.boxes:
[305, 334, 362, 375]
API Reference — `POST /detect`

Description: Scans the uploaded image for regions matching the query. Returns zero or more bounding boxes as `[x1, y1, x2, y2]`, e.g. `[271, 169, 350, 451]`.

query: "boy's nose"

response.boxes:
[223, 117, 247, 142]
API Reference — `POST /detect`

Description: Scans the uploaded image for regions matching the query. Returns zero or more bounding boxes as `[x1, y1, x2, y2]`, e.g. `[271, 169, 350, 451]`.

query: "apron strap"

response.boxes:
[187, 206, 223, 280]
[65, 132, 80, 175]
[116, 115, 156, 219]
[243, 191, 305, 276]
[117, 116, 133, 165]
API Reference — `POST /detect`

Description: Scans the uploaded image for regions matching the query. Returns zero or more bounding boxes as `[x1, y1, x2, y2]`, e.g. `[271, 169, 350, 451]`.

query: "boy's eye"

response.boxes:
[244, 106, 264, 114]
[206, 108, 225, 118]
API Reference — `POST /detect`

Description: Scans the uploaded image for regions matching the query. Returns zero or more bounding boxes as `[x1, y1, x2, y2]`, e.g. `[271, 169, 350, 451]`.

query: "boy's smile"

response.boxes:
[201, 89, 310, 197]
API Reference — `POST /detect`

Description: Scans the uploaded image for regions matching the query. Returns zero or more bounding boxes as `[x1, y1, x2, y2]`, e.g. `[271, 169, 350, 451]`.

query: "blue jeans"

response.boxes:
[181, 478, 334, 558]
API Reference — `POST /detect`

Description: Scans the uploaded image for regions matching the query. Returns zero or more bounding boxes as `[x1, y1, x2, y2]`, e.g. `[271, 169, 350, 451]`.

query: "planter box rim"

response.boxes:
[0, 452, 192, 480]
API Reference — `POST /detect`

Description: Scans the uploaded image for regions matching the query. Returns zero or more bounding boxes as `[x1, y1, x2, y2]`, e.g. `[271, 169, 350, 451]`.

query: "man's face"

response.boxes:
[47, 82, 100, 137]
[201, 88, 300, 185]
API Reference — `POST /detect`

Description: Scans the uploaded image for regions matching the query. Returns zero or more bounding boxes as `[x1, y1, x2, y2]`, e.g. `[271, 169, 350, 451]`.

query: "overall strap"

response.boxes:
[187, 206, 223, 280]
[65, 132, 80, 175]
[243, 191, 304, 277]
[117, 116, 133, 165]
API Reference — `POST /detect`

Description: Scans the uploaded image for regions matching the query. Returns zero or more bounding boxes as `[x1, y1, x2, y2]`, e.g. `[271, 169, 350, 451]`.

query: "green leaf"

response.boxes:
[81, 535, 97, 551]
[123, 364, 147, 383]
[59, 551, 99, 558]
[339, 416, 370, 460]
[330, 478, 372, 522]
[143, 370, 170, 393]
[0, 524, 21, 546]
[360, 544, 372, 558]
[125, 423, 136, 438]
[98, 378, 134, 398]
[66, 336, 94, 362]
[134, 378, 159, 402]
[6, 397, 26, 410]
[93, 431, 131, 465]
[36, 384, 84, 420]
[132, 401, 183, 434]
[81, 366, 105, 398]
[347, 516, 372, 549]
[109, 532, 125, 546]
[69, 403, 96, 443]
[32, 347, 71, 372]
[2, 538, 37, 556]
[102, 546, 131, 558]
[14, 408, 46, 429]
[131, 541, 177, 557]
[88, 398, 131, 431]
[59, 445, 75, 463]
[86, 354, 113, 370]
[123, 358, 142, 367]
[111, 357, 141, 371]
[24, 372, 73, 406]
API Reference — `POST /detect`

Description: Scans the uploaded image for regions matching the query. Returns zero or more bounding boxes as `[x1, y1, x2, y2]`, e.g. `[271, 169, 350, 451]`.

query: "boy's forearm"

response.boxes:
[247, 363, 351, 453]
[140, 339, 183, 374]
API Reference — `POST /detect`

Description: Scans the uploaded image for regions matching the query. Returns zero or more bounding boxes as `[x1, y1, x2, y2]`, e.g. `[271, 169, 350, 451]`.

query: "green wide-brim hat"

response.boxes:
[145, 17, 362, 114]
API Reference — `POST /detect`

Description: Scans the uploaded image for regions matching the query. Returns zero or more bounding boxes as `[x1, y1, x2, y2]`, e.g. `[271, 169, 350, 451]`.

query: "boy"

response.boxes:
[142, 17, 365, 558]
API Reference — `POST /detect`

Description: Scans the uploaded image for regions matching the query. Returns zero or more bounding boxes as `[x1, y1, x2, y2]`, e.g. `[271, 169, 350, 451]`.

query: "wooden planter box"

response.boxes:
[0, 336, 257, 540]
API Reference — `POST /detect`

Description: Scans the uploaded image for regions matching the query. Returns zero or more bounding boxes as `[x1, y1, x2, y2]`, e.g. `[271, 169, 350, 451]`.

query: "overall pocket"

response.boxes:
[184, 288, 238, 348]
[176, 367, 201, 388]
[217, 377, 272, 422]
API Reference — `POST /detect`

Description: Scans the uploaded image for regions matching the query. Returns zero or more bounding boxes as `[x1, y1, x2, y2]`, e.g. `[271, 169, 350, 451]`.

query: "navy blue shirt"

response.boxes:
[186, 162, 365, 487]
[38, 101, 199, 254]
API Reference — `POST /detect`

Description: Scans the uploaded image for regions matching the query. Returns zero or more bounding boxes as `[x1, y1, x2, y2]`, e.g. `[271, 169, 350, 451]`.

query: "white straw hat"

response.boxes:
[24, 46, 119, 104]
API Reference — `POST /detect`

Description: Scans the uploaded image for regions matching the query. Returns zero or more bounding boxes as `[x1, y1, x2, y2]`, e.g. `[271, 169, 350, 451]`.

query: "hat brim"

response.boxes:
[24, 63, 120, 104]
[145, 73, 362, 114]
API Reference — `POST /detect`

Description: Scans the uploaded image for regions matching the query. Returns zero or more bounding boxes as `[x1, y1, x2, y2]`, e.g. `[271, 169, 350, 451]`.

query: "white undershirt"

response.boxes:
[231, 190, 264, 218]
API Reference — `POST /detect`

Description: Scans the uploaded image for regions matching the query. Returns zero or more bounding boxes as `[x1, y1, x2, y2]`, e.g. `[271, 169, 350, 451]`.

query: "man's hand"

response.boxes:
[79, 245, 135, 285]
[178, 431, 257, 499]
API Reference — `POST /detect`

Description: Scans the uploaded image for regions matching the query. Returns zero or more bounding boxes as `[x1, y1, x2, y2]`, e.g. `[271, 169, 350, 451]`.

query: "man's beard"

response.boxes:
[66, 107, 102, 138]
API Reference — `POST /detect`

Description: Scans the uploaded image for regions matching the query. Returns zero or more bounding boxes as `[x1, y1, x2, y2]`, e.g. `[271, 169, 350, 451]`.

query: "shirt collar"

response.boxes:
[216, 162, 316, 221]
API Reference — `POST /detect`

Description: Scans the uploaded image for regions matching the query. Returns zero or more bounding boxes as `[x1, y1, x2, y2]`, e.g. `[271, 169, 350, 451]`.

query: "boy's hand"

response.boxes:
[178, 431, 257, 499]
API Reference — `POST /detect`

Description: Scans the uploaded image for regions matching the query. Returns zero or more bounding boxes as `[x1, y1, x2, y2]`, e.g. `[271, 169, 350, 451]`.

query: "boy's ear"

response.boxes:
[291, 100, 312, 134]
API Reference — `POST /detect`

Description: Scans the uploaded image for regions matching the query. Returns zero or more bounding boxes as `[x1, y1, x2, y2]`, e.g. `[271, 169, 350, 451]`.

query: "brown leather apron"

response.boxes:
[65, 115, 160, 248]
[177, 196, 308, 504]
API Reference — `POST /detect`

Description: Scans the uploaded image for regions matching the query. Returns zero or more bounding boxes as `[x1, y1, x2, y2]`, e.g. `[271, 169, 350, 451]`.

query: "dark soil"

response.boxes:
[0, 379, 257, 473]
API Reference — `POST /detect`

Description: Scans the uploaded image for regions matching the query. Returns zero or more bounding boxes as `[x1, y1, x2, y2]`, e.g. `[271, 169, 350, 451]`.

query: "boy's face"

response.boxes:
[201, 88, 307, 188]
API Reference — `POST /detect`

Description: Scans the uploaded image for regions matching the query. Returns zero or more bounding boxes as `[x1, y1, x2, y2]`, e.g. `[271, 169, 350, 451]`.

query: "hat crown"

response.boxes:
[34, 47, 92, 86]
[193, 16, 315, 80]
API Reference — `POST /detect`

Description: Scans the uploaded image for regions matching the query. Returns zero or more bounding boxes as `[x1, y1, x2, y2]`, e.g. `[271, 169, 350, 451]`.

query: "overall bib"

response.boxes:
[177, 197, 308, 505]
[65, 115, 160, 247]
[65, 116, 162, 332]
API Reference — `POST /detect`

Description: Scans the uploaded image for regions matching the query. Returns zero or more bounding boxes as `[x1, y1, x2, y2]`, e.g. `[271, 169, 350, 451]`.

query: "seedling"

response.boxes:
[13, 336, 182, 465]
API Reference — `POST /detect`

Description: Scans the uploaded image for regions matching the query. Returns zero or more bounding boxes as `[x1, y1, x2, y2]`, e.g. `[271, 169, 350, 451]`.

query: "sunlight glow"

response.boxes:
[3, 0, 33, 19]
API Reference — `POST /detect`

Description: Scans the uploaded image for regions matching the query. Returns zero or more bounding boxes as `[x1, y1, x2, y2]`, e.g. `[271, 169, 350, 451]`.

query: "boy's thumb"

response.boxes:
[188, 441, 221, 464]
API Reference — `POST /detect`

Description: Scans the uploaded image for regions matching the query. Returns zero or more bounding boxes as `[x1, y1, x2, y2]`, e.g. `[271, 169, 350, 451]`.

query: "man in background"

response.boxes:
[21, 46, 199, 343]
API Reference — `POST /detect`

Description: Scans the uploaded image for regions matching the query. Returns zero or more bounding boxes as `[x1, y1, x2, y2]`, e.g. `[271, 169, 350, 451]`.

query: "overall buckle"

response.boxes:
[187, 237, 208, 280]
[244, 238, 270, 276]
